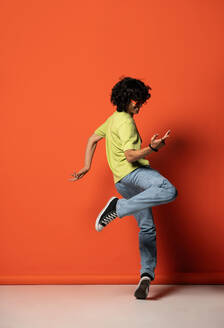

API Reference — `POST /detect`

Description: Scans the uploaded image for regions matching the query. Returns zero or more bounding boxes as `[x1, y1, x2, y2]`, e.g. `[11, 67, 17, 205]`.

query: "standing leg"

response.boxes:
[115, 181, 157, 281]
[96, 166, 178, 299]
[134, 208, 157, 281]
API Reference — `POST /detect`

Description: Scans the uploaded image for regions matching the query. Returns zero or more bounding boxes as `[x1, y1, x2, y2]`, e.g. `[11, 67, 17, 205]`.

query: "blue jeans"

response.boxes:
[115, 165, 178, 281]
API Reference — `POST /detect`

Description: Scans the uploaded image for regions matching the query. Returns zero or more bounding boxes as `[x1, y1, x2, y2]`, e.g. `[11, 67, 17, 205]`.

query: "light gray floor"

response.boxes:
[0, 284, 224, 328]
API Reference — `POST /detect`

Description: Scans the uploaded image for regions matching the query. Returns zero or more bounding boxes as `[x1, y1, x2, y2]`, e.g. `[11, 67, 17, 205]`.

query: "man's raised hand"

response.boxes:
[150, 129, 171, 150]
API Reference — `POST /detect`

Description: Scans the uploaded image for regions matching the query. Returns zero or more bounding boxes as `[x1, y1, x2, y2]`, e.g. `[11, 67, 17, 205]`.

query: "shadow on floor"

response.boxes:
[146, 285, 182, 301]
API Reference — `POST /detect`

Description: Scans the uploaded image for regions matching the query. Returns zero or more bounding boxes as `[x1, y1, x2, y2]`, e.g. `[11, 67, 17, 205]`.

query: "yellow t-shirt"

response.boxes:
[94, 111, 150, 183]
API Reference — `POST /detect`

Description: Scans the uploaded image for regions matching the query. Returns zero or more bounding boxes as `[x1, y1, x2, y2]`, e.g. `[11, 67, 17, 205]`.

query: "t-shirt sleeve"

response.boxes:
[118, 120, 139, 151]
[94, 120, 107, 138]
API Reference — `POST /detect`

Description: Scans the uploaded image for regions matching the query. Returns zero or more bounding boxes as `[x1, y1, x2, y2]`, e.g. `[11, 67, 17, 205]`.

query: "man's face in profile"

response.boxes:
[127, 100, 143, 116]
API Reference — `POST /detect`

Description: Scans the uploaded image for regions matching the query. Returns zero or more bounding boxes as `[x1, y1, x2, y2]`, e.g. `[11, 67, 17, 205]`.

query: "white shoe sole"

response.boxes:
[95, 197, 117, 232]
[134, 277, 150, 299]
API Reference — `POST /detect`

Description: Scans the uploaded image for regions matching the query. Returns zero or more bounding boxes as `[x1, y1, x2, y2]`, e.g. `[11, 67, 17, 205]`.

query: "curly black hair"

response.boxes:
[110, 76, 151, 112]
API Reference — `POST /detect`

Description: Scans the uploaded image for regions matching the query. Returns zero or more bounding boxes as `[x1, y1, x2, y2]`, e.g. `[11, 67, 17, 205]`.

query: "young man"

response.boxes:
[69, 76, 178, 299]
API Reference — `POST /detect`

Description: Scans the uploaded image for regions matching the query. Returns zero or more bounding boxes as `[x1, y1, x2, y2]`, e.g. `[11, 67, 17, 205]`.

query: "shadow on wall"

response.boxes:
[149, 127, 216, 277]
[86, 126, 217, 279]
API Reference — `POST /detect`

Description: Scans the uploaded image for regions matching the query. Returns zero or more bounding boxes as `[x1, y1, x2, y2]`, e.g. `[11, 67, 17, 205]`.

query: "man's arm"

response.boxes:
[124, 131, 171, 163]
[69, 133, 103, 181]
[84, 133, 103, 170]
[125, 147, 153, 163]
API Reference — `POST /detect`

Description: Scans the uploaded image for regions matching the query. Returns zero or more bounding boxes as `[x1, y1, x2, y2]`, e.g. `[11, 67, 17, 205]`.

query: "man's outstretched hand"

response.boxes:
[150, 129, 171, 150]
[68, 167, 89, 182]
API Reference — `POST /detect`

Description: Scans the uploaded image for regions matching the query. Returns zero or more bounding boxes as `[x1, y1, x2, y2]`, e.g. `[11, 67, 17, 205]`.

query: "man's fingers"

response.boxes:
[69, 175, 80, 181]
[151, 133, 159, 141]
[163, 130, 171, 139]
[70, 171, 80, 180]
[68, 177, 76, 181]
[165, 130, 171, 137]
[77, 172, 85, 179]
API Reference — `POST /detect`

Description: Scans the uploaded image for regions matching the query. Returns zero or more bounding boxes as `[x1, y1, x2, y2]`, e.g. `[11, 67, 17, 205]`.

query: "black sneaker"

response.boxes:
[95, 197, 118, 232]
[134, 276, 151, 299]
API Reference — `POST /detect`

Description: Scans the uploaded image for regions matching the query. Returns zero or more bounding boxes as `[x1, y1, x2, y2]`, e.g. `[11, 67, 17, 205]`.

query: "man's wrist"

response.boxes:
[149, 144, 159, 152]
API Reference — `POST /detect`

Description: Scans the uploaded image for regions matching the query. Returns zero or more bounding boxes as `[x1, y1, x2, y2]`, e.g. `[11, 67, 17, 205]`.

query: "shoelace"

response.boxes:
[101, 211, 117, 225]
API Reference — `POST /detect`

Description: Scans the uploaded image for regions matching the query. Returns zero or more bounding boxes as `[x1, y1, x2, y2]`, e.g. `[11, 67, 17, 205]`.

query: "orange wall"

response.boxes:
[1, 0, 224, 284]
